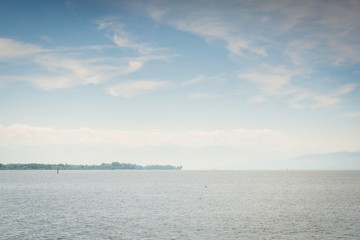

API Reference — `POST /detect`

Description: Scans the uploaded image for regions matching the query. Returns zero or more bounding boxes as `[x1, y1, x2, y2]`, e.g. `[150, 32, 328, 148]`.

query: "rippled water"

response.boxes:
[0, 170, 359, 239]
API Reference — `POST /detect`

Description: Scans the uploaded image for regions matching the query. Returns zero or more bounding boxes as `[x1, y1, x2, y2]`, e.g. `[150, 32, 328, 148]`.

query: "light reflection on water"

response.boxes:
[0, 170, 359, 239]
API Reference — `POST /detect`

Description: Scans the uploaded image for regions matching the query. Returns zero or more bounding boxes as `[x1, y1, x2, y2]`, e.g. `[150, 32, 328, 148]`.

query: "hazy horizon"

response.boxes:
[1, 0, 359, 170]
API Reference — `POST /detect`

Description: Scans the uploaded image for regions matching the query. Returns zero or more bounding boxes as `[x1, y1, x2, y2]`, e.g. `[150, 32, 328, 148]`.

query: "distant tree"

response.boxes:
[0, 162, 183, 170]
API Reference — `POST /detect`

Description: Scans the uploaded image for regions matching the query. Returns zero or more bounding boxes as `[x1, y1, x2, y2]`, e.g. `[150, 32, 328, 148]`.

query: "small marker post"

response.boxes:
[57, 167, 59, 174]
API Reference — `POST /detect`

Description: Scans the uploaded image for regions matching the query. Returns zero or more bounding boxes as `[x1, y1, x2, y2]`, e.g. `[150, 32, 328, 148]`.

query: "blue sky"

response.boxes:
[0, 0, 359, 169]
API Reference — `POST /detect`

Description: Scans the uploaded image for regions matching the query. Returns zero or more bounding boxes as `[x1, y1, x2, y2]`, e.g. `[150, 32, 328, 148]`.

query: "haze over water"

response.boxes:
[1, 170, 359, 239]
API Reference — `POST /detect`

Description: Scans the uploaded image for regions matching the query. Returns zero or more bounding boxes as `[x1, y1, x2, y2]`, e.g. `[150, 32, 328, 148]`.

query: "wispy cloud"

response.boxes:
[107, 80, 170, 97]
[284, 39, 317, 65]
[96, 17, 163, 54]
[39, 35, 53, 44]
[183, 73, 225, 86]
[0, 33, 169, 90]
[35, 55, 143, 77]
[130, 0, 360, 111]
[141, 0, 360, 66]
[140, 1, 269, 57]
[239, 64, 357, 108]
[167, 16, 267, 57]
[0, 38, 46, 58]
[10, 54, 147, 90]
[188, 92, 215, 99]
[288, 84, 356, 108]
[248, 96, 267, 103]
[263, 0, 360, 65]
[345, 111, 360, 118]
[183, 75, 204, 86]
[258, 0, 315, 31]
[148, 8, 168, 21]
[65, 0, 74, 10]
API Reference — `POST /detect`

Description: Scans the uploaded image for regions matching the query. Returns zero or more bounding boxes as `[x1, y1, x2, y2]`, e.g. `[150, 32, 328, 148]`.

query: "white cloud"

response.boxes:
[287, 84, 357, 108]
[26, 55, 147, 90]
[148, 8, 168, 21]
[145, 5, 267, 57]
[317, 1, 360, 36]
[239, 64, 357, 108]
[267, 0, 360, 65]
[107, 80, 170, 97]
[176, 18, 267, 57]
[188, 92, 215, 99]
[239, 64, 301, 95]
[34, 55, 104, 84]
[248, 96, 266, 103]
[40, 35, 53, 43]
[0, 35, 171, 90]
[141, 0, 360, 66]
[0, 38, 45, 59]
[284, 33, 360, 67]
[0, 56, 146, 91]
[284, 39, 317, 65]
[259, 0, 315, 31]
[97, 17, 161, 54]
[31, 76, 79, 90]
[183, 75, 205, 86]
[183, 73, 226, 86]
[113, 34, 154, 54]
[345, 111, 360, 118]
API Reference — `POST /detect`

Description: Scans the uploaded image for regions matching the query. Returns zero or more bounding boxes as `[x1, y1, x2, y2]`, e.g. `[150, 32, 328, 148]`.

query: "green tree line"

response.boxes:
[0, 162, 182, 170]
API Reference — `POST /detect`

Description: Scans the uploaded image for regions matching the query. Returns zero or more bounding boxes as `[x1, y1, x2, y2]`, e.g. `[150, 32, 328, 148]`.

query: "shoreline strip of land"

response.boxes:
[0, 162, 182, 170]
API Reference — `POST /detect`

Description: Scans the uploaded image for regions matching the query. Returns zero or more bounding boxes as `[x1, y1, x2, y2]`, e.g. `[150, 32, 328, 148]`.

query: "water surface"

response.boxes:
[1, 170, 359, 239]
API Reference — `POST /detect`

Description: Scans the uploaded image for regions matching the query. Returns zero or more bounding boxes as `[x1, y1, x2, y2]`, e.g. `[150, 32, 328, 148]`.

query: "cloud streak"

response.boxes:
[183, 73, 225, 86]
[97, 17, 164, 54]
[107, 80, 170, 97]
[0, 34, 169, 91]
[188, 92, 215, 99]
[131, 0, 359, 112]
[345, 111, 360, 118]
[0, 38, 46, 58]
[152, 13, 267, 57]
[144, 0, 360, 65]
[29, 55, 146, 90]
[239, 64, 356, 108]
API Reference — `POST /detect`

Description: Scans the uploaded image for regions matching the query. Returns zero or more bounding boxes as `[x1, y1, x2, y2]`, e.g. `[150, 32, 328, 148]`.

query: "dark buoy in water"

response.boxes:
[57, 167, 59, 174]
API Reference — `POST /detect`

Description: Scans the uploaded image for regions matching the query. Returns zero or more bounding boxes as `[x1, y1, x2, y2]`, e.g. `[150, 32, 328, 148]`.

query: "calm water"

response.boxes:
[0, 170, 359, 239]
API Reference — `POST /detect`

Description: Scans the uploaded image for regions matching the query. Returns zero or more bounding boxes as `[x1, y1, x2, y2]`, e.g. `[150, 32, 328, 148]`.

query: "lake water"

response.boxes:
[0, 170, 359, 239]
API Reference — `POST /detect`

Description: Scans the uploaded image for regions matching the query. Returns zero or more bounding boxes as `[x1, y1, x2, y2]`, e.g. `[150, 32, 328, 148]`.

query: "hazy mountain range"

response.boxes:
[287, 152, 360, 170]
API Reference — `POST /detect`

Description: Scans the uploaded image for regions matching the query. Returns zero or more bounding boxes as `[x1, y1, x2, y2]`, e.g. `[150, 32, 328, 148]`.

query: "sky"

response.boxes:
[0, 0, 359, 169]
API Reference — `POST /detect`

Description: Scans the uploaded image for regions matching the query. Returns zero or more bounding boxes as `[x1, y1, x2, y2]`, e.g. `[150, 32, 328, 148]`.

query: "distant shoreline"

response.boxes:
[0, 162, 182, 170]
